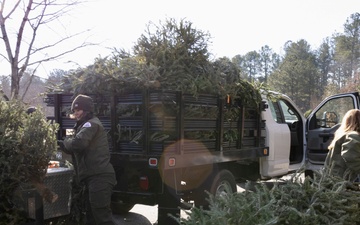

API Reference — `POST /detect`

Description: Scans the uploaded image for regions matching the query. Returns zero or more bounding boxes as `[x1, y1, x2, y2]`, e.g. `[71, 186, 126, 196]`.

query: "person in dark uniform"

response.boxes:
[325, 109, 360, 181]
[60, 94, 116, 225]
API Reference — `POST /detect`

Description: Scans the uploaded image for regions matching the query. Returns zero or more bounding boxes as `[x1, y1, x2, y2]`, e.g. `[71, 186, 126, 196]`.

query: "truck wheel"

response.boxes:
[194, 169, 237, 209]
[210, 169, 237, 197]
[111, 201, 135, 215]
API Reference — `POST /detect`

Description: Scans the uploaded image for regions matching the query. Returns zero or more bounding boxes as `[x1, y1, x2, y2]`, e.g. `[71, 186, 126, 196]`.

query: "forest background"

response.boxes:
[0, 1, 359, 115]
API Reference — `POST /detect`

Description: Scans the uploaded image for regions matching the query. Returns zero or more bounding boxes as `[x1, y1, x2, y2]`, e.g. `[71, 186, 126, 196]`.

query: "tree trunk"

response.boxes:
[11, 64, 20, 99]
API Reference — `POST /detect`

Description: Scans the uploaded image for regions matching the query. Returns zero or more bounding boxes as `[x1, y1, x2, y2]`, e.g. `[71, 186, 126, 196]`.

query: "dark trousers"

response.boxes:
[83, 175, 116, 225]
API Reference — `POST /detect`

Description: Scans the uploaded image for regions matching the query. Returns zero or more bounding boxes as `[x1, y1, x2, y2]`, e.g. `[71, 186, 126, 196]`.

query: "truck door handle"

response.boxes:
[319, 133, 334, 143]
[319, 133, 334, 138]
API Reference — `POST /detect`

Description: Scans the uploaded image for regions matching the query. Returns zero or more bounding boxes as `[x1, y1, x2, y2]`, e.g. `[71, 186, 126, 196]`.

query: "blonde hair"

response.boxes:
[328, 109, 360, 150]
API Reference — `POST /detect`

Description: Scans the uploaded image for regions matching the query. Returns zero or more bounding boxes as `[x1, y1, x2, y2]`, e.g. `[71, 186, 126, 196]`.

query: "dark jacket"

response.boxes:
[325, 131, 360, 180]
[63, 116, 115, 182]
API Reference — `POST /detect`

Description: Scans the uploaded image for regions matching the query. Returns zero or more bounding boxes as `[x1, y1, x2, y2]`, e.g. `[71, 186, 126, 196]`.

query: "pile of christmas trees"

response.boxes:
[180, 168, 360, 225]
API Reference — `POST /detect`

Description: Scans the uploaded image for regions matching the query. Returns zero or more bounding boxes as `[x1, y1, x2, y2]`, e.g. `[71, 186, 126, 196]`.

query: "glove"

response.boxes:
[57, 140, 70, 154]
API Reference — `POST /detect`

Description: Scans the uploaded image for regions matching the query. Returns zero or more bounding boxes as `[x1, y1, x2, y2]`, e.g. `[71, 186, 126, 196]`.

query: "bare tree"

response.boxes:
[0, 0, 93, 99]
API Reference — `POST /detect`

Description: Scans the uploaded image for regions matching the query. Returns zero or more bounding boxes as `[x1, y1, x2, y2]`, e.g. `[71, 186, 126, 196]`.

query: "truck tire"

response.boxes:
[111, 201, 135, 215]
[195, 169, 237, 209]
[210, 169, 237, 197]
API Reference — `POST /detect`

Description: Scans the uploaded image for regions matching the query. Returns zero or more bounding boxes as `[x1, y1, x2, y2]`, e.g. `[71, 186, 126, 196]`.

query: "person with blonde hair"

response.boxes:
[325, 109, 360, 180]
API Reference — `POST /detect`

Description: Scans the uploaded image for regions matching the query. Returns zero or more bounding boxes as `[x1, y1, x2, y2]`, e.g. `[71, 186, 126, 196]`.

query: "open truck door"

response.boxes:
[260, 93, 306, 177]
[306, 92, 360, 173]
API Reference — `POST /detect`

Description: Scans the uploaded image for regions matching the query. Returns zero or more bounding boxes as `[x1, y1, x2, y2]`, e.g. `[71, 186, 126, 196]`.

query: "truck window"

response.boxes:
[268, 99, 299, 124]
[311, 96, 354, 129]
[268, 100, 282, 122]
[279, 100, 299, 123]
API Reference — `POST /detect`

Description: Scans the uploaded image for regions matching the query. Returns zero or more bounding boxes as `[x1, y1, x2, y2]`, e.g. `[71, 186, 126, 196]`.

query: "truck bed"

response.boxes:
[45, 90, 267, 165]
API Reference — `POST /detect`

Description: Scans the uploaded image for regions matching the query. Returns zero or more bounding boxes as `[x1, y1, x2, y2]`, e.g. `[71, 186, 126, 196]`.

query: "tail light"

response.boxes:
[149, 158, 158, 167]
[139, 176, 149, 190]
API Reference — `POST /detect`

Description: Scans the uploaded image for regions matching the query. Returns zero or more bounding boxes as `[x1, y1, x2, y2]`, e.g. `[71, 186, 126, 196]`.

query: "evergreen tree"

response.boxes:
[132, 18, 214, 94]
[331, 13, 360, 90]
[243, 51, 261, 82]
[258, 45, 279, 84]
[316, 38, 333, 99]
[268, 40, 319, 111]
[231, 54, 248, 79]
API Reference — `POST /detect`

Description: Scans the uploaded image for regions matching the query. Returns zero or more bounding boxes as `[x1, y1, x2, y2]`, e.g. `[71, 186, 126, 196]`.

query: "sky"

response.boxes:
[1, 0, 360, 78]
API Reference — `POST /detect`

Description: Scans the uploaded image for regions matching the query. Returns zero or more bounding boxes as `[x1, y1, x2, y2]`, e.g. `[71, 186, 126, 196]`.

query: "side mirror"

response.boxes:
[322, 111, 338, 128]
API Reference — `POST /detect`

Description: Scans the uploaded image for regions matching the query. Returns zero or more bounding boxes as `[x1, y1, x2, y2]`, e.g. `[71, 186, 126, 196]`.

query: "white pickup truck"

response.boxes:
[30, 91, 359, 225]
